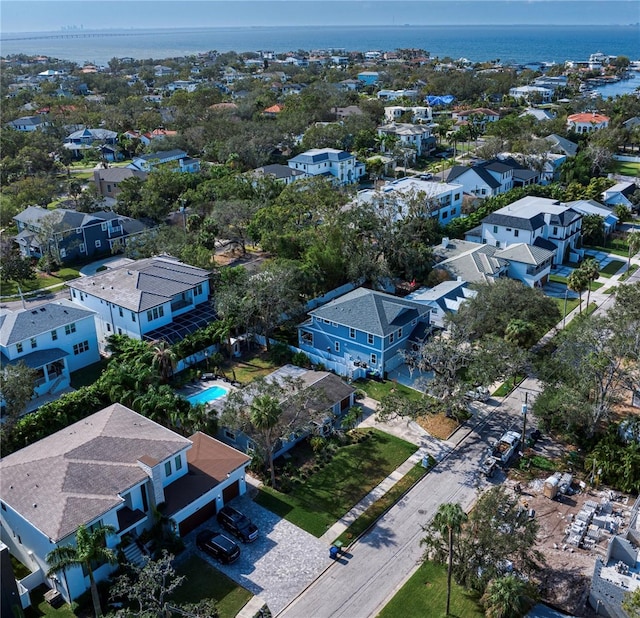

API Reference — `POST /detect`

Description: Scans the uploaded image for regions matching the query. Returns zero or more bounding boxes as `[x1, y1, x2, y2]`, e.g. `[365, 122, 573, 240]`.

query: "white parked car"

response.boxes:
[465, 386, 490, 402]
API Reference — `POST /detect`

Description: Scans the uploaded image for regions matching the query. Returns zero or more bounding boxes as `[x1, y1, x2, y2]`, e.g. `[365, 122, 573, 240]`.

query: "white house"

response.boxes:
[358, 176, 464, 225]
[567, 199, 619, 236]
[509, 85, 553, 103]
[128, 149, 200, 173]
[566, 112, 610, 134]
[287, 148, 365, 185]
[376, 122, 436, 157]
[0, 300, 99, 410]
[405, 280, 477, 328]
[384, 106, 433, 123]
[377, 89, 419, 101]
[451, 107, 500, 129]
[0, 404, 251, 606]
[446, 159, 518, 197]
[251, 163, 305, 186]
[476, 196, 583, 265]
[66, 255, 214, 351]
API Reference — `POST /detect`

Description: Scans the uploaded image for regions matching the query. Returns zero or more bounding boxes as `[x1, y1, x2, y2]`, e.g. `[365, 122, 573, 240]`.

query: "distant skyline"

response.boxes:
[1, 1, 639, 33]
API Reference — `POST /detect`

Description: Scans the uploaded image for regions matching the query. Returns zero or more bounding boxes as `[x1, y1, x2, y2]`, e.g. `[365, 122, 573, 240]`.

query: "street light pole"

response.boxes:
[563, 288, 568, 328]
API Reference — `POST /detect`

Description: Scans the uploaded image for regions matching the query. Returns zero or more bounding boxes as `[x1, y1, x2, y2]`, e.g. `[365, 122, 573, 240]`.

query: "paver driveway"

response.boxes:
[183, 493, 331, 615]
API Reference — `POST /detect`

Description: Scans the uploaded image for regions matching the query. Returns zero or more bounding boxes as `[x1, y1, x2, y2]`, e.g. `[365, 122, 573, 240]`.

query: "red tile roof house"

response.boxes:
[566, 112, 610, 134]
[0, 404, 250, 608]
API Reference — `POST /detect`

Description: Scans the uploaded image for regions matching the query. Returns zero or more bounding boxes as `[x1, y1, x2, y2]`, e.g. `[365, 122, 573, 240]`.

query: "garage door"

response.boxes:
[222, 480, 239, 504]
[178, 500, 217, 536]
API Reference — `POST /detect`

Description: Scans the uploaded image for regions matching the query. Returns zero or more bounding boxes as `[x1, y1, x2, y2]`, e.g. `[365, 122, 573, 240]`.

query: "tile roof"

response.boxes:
[309, 288, 430, 336]
[0, 300, 96, 346]
[567, 112, 610, 124]
[494, 243, 555, 265]
[67, 256, 210, 312]
[0, 404, 191, 542]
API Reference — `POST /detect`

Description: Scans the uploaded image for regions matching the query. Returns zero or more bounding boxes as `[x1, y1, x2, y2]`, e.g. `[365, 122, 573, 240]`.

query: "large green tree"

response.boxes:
[481, 574, 537, 618]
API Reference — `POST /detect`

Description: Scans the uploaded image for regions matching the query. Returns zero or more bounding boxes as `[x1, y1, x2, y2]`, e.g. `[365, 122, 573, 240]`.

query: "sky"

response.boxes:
[1, 1, 639, 32]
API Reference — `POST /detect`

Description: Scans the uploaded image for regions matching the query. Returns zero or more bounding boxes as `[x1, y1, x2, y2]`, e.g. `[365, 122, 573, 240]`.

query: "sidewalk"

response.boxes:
[319, 396, 454, 543]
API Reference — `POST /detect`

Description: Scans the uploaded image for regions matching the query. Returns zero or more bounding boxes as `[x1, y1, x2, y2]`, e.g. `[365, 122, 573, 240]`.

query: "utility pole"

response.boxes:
[521, 391, 528, 454]
[563, 288, 568, 328]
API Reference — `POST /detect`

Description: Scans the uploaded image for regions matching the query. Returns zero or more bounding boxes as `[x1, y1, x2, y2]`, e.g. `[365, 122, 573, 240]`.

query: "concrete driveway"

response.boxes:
[182, 492, 331, 615]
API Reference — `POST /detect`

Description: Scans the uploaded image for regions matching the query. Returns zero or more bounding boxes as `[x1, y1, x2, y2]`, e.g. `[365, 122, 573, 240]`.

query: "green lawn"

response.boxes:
[335, 463, 428, 546]
[222, 352, 279, 384]
[1, 268, 80, 298]
[599, 260, 625, 277]
[256, 428, 417, 537]
[378, 561, 484, 618]
[611, 160, 640, 176]
[584, 242, 630, 258]
[620, 263, 639, 281]
[553, 296, 580, 319]
[171, 555, 252, 618]
[354, 378, 424, 402]
[492, 375, 525, 397]
[24, 586, 80, 618]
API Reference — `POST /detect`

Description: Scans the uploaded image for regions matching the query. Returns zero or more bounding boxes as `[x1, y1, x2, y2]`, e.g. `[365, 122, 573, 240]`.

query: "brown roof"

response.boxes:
[162, 432, 250, 516]
[0, 404, 191, 542]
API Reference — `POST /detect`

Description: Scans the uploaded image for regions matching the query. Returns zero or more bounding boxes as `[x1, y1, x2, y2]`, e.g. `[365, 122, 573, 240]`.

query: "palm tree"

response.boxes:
[567, 269, 589, 314]
[628, 230, 640, 270]
[579, 258, 600, 309]
[481, 574, 536, 618]
[150, 339, 177, 383]
[46, 524, 117, 617]
[432, 502, 468, 616]
[249, 393, 282, 488]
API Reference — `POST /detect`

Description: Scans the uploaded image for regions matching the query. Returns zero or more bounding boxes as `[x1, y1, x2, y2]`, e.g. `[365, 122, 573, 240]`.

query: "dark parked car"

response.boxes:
[196, 530, 241, 564]
[217, 505, 259, 543]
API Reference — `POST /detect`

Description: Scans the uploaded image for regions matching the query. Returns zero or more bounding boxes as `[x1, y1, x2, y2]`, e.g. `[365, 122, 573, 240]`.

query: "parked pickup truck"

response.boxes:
[490, 430, 521, 466]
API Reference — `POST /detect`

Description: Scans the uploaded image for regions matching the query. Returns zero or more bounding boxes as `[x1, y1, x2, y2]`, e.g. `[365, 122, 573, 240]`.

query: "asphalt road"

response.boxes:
[278, 380, 540, 618]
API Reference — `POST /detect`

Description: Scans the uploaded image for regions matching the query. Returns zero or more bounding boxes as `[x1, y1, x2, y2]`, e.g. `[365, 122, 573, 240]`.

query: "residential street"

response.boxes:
[278, 380, 538, 618]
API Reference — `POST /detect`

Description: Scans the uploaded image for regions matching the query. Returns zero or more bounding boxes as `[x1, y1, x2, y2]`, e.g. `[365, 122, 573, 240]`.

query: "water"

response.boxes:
[593, 71, 640, 99]
[186, 385, 229, 406]
[1, 24, 638, 68]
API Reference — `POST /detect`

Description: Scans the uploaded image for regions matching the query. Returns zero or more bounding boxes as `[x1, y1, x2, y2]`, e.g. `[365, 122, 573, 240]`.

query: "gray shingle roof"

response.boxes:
[309, 288, 430, 337]
[67, 256, 210, 312]
[0, 300, 96, 346]
[437, 245, 508, 283]
[494, 243, 555, 265]
[483, 211, 546, 231]
[0, 404, 191, 542]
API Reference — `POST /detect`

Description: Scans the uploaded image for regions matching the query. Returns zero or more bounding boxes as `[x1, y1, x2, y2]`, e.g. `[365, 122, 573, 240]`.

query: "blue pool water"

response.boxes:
[186, 385, 229, 406]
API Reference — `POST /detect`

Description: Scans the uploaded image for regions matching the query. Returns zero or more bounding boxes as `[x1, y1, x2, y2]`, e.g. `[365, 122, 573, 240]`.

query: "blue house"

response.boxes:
[13, 206, 146, 265]
[297, 288, 431, 379]
[357, 71, 379, 86]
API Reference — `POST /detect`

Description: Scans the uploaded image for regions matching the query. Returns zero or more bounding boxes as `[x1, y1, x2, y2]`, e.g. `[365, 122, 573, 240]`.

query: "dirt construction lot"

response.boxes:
[503, 471, 635, 617]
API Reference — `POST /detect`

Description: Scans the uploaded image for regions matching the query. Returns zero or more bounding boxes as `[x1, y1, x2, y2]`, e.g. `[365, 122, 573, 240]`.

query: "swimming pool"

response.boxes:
[186, 385, 229, 406]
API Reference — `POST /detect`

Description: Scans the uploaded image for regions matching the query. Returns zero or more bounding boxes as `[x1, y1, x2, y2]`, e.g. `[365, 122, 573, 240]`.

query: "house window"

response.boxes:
[72, 289, 76, 298]
[79, 243, 86, 253]
[493, 225, 498, 233]
[1, 502, 6, 511]
[506, 228, 511, 232]
[496, 241, 501, 248]
[146, 306, 165, 321]
[117, 328, 122, 335]
[131, 313, 136, 322]
[95, 240, 101, 248]
[349, 327, 356, 339]
[106, 323, 112, 332]
[195, 283, 203, 295]
[454, 193, 460, 200]
[367, 333, 374, 345]
[398, 328, 402, 338]
[16, 342, 23, 353]
[301, 331, 313, 345]
[73, 340, 89, 355]
[76, 228, 82, 235]
[101, 222, 107, 231]
[442, 211, 448, 219]
[553, 226, 558, 235]
[65, 323, 76, 335]
[389, 333, 394, 344]
[335, 341, 340, 353]
[514, 229, 519, 237]
[51, 329, 58, 341]
[60, 248, 66, 258]
[175, 455, 182, 471]
[119, 307, 123, 317]
[224, 429, 236, 441]
[165, 461, 172, 477]
[370, 353, 377, 365]
[30, 338, 37, 349]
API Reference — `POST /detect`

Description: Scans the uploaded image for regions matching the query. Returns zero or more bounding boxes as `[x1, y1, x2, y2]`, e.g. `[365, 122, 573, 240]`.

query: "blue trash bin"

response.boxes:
[329, 546, 339, 559]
